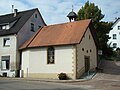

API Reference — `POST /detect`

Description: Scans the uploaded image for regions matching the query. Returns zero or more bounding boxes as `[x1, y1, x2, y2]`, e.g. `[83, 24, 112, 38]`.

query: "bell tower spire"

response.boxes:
[67, 5, 77, 22]
[72, 5, 73, 11]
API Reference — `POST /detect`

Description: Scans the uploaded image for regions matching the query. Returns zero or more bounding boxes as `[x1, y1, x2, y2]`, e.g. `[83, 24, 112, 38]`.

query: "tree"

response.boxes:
[98, 22, 113, 56]
[77, 1, 113, 57]
[77, 1, 104, 23]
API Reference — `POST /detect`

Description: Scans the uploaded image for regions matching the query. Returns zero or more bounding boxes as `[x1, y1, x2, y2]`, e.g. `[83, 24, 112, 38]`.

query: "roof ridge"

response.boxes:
[47, 19, 91, 27]
[0, 8, 38, 17]
[18, 8, 38, 13]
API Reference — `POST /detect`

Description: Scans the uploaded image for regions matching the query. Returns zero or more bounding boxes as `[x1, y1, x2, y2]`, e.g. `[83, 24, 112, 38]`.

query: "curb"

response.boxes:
[0, 77, 90, 83]
[25, 78, 90, 83]
[0, 73, 97, 83]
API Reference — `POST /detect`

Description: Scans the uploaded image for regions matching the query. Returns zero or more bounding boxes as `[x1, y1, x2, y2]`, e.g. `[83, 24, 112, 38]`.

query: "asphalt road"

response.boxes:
[0, 78, 87, 90]
[0, 60, 120, 90]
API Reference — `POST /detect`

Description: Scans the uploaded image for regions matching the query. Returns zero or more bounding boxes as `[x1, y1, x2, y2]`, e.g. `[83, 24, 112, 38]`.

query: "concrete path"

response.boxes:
[70, 60, 120, 90]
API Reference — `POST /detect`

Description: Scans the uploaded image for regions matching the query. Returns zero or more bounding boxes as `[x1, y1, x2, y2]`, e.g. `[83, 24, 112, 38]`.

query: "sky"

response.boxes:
[0, 0, 120, 25]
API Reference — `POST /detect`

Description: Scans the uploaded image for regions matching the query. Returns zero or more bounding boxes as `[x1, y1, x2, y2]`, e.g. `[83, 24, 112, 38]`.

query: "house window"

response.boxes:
[113, 34, 117, 39]
[1, 56, 10, 70]
[3, 38, 10, 47]
[47, 47, 55, 64]
[31, 23, 34, 32]
[113, 43, 117, 48]
[118, 26, 120, 30]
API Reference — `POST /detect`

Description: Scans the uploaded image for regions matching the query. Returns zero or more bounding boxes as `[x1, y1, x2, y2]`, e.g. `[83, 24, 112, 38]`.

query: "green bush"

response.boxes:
[58, 73, 67, 80]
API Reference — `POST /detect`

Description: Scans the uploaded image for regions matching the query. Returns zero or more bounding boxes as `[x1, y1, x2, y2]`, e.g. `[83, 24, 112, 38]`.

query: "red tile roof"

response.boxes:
[20, 19, 92, 49]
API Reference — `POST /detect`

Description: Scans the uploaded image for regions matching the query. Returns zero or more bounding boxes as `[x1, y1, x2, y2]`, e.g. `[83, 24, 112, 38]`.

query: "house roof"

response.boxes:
[0, 8, 46, 36]
[112, 17, 120, 28]
[20, 19, 93, 49]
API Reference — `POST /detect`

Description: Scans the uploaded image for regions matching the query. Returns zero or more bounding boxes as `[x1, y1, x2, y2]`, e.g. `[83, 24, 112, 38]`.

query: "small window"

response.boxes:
[1, 56, 10, 70]
[89, 35, 91, 40]
[90, 49, 92, 52]
[3, 38, 10, 47]
[82, 48, 84, 51]
[113, 34, 117, 39]
[113, 43, 117, 48]
[118, 26, 120, 30]
[31, 23, 34, 32]
[35, 14, 37, 18]
[47, 47, 55, 64]
[86, 50, 88, 53]
[38, 26, 41, 29]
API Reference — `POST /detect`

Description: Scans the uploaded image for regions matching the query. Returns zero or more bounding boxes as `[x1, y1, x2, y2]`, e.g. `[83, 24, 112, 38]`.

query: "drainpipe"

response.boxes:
[27, 68, 28, 78]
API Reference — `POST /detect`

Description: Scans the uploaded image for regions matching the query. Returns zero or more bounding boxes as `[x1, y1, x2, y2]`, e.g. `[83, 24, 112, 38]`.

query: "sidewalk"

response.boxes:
[0, 73, 97, 83]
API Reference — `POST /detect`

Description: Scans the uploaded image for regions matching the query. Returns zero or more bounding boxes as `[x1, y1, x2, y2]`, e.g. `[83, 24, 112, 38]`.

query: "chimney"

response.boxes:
[14, 9, 18, 17]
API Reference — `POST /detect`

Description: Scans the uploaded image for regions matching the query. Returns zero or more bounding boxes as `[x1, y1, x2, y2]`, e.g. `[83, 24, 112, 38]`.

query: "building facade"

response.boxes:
[108, 18, 120, 50]
[20, 19, 97, 79]
[0, 8, 46, 77]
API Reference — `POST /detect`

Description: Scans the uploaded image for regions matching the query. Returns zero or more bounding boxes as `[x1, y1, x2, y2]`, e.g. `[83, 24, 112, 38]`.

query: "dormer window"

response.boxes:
[6, 25, 10, 29]
[2, 26, 6, 29]
[0, 24, 10, 30]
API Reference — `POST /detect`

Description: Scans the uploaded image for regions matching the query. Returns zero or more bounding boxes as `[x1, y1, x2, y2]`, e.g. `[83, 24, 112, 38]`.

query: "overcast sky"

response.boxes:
[0, 0, 119, 25]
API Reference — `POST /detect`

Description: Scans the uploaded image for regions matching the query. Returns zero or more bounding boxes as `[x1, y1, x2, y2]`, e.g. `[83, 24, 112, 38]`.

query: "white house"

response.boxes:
[108, 18, 120, 50]
[20, 19, 98, 79]
[0, 8, 46, 77]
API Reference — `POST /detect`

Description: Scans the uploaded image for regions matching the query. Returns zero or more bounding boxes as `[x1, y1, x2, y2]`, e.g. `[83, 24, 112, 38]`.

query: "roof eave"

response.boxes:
[19, 43, 78, 50]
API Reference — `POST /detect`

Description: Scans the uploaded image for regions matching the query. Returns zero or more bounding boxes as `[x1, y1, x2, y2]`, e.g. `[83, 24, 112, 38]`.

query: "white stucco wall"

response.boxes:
[0, 35, 17, 77]
[22, 45, 75, 79]
[108, 19, 120, 49]
[21, 50, 30, 77]
[76, 28, 97, 78]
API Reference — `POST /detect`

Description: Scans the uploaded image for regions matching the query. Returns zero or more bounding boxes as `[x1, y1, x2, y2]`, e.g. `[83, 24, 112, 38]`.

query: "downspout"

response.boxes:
[15, 34, 18, 77]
